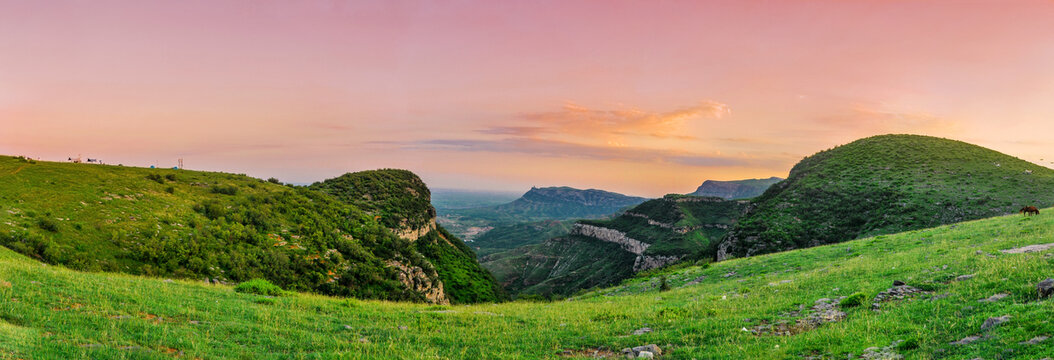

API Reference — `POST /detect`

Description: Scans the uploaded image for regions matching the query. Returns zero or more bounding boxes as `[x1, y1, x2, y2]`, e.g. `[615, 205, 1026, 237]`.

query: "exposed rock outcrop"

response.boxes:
[394, 218, 437, 241]
[571, 224, 648, 255]
[571, 224, 682, 272]
[633, 254, 683, 272]
[386, 260, 448, 304]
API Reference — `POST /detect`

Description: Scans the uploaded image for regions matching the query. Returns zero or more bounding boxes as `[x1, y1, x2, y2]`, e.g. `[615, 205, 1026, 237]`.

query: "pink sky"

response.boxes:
[3, 1, 1054, 197]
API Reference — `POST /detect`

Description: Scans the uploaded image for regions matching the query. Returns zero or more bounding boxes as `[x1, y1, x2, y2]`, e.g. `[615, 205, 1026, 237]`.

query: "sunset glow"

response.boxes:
[4, 1, 1054, 196]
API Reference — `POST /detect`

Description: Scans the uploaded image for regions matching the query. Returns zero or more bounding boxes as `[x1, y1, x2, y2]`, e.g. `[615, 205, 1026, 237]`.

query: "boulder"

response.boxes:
[978, 293, 1008, 303]
[1039, 278, 1054, 299]
[981, 315, 1010, 330]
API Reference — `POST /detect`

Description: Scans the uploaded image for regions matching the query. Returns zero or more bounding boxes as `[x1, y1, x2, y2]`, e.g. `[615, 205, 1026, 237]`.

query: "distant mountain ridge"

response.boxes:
[437, 186, 648, 241]
[689, 177, 783, 199]
[494, 186, 649, 219]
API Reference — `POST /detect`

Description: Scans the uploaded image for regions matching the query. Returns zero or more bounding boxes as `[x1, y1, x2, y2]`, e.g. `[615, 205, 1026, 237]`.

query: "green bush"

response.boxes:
[897, 338, 919, 350]
[234, 279, 288, 296]
[840, 292, 868, 308]
[210, 185, 238, 195]
[165, 186, 175, 194]
[146, 174, 165, 184]
[37, 218, 59, 232]
[164, 174, 177, 181]
[659, 275, 670, 292]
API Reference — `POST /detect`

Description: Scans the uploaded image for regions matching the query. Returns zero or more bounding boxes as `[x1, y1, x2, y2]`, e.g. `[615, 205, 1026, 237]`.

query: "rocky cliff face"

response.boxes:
[569, 224, 682, 272]
[386, 260, 448, 304]
[394, 218, 438, 242]
[571, 224, 648, 255]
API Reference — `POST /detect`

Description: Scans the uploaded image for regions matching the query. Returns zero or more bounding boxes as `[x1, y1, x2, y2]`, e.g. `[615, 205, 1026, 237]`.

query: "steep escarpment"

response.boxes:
[689, 177, 783, 199]
[482, 194, 748, 298]
[312, 170, 506, 303]
[718, 134, 1054, 260]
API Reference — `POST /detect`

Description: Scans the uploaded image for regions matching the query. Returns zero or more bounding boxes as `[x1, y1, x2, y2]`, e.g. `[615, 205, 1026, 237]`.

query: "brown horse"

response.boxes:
[1020, 206, 1040, 216]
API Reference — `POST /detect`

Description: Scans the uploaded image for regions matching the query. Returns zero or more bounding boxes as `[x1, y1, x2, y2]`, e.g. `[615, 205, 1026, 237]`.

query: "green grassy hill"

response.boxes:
[311, 171, 506, 304]
[2, 206, 1052, 359]
[719, 134, 1054, 260]
[481, 195, 748, 298]
[0, 156, 498, 304]
[688, 176, 783, 199]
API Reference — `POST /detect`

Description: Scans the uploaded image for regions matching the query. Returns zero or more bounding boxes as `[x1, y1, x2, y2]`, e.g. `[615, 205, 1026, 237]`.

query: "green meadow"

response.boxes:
[1, 207, 1051, 359]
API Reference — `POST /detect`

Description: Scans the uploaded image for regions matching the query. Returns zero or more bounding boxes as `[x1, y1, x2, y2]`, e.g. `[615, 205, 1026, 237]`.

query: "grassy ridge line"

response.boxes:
[0, 156, 438, 301]
[721, 134, 1054, 260]
[1, 210, 1052, 359]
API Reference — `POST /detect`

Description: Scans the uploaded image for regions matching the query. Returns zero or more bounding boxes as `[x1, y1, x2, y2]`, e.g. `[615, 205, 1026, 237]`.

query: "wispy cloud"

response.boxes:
[388, 137, 778, 168]
[494, 100, 730, 140]
[402, 100, 751, 168]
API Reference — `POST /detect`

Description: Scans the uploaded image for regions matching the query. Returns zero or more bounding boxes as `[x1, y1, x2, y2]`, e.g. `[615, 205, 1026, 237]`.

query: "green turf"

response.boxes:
[2, 207, 1051, 359]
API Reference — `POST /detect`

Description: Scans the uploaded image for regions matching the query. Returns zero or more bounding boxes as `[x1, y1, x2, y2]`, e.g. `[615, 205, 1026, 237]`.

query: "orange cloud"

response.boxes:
[506, 100, 730, 140]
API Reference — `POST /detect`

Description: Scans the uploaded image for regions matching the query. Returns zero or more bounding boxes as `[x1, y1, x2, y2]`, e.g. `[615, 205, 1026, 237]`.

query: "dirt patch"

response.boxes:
[1000, 243, 1054, 254]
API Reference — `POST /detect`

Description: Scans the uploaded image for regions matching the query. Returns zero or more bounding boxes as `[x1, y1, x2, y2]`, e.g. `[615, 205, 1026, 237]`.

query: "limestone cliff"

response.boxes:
[569, 223, 681, 272]
[386, 261, 448, 304]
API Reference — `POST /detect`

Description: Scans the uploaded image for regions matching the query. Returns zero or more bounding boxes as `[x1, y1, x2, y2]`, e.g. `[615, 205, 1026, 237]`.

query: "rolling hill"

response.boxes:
[688, 177, 783, 199]
[1, 205, 1051, 359]
[0, 156, 500, 304]
[482, 195, 749, 298]
[311, 171, 506, 304]
[718, 134, 1054, 260]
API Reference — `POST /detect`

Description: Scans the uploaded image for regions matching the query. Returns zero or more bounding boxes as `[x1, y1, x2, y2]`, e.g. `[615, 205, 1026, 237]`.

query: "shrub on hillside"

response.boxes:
[840, 292, 868, 308]
[211, 185, 238, 195]
[146, 174, 165, 184]
[234, 279, 289, 296]
[164, 174, 177, 181]
[37, 218, 59, 232]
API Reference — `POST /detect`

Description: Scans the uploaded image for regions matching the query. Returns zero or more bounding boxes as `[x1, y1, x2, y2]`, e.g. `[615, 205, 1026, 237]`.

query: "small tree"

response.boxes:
[659, 275, 671, 292]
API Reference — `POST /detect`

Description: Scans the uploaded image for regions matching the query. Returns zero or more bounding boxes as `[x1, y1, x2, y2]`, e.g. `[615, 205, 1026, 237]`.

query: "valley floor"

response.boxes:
[2, 210, 1053, 359]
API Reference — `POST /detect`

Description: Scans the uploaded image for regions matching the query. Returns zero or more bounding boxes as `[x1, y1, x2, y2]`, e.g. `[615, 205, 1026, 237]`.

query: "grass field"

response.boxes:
[2, 207, 1052, 359]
